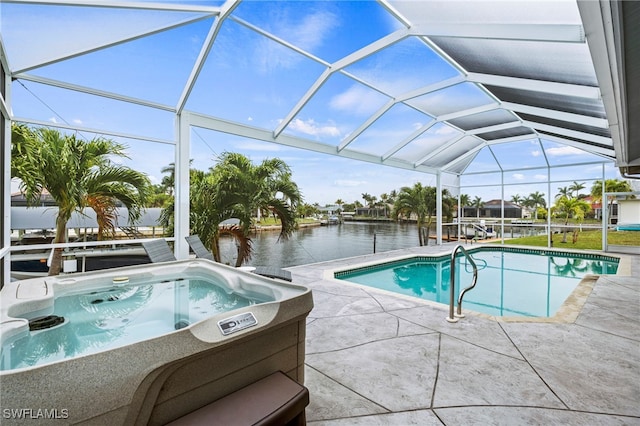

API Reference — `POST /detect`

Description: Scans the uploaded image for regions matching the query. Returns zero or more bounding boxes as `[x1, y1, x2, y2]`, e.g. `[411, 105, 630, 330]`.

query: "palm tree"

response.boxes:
[160, 162, 176, 196]
[361, 193, 377, 217]
[472, 196, 483, 219]
[379, 193, 389, 217]
[388, 189, 398, 205]
[392, 183, 435, 246]
[526, 191, 546, 220]
[555, 196, 591, 243]
[159, 160, 193, 196]
[146, 184, 172, 208]
[189, 169, 247, 265]
[591, 179, 634, 224]
[164, 153, 302, 267]
[11, 125, 151, 275]
[568, 181, 587, 199]
[441, 189, 456, 223]
[556, 186, 571, 200]
[459, 194, 470, 218]
[510, 194, 523, 206]
[298, 203, 320, 218]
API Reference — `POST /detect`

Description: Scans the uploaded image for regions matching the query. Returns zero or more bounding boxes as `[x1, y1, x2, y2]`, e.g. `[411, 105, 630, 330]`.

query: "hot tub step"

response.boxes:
[165, 371, 309, 426]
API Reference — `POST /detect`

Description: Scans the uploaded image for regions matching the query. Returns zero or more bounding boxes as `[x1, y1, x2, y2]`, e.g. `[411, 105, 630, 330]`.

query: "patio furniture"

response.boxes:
[141, 239, 176, 263]
[185, 234, 215, 261]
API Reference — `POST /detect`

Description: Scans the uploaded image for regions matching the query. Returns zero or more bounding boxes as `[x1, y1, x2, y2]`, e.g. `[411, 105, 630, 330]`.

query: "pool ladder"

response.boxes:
[446, 245, 478, 323]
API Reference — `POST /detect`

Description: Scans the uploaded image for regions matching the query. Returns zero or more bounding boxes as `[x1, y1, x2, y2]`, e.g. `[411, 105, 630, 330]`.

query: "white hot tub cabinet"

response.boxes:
[0, 260, 313, 425]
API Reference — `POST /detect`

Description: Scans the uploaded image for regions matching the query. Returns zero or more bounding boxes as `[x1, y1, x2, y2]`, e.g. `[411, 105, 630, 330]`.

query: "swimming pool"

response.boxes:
[334, 247, 619, 318]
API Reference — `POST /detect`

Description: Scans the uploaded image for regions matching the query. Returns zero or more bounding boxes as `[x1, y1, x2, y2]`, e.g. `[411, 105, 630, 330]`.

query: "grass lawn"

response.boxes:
[503, 230, 640, 250]
[256, 217, 319, 226]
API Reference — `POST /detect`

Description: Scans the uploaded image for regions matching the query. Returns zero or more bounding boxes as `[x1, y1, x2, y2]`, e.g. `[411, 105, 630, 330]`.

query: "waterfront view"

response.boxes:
[218, 222, 421, 268]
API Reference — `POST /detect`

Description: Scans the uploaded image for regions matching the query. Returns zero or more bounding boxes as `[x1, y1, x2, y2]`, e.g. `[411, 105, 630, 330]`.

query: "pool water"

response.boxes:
[1, 276, 273, 371]
[336, 248, 619, 318]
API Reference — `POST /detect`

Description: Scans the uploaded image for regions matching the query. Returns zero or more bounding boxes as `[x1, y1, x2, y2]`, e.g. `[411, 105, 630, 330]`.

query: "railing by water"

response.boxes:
[446, 244, 478, 323]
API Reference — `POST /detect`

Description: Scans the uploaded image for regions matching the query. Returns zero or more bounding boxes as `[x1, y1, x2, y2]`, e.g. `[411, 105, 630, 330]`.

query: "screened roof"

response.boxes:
[1, 0, 638, 178]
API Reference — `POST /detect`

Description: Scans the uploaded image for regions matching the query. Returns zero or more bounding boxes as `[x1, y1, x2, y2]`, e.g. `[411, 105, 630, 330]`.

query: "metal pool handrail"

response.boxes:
[446, 245, 478, 323]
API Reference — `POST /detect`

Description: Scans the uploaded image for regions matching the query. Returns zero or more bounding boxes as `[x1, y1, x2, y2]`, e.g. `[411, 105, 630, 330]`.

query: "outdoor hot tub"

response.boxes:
[0, 259, 313, 425]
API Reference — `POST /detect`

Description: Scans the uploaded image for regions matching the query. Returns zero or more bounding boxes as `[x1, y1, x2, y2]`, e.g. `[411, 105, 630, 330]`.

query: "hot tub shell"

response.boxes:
[0, 260, 313, 425]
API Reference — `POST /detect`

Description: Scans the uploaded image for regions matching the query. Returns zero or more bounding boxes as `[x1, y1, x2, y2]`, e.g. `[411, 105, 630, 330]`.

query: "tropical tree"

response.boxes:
[388, 189, 398, 205]
[160, 162, 177, 196]
[361, 193, 377, 216]
[459, 194, 470, 218]
[392, 183, 437, 246]
[556, 186, 571, 199]
[160, 153, 302, 267]
[568, 181, 587, 199]
[526, 191, 547, 220]
[591, 179, 634, 224]
[441, 190, 456, 223]
[212, 153, 302, 265]
[472, 196, 484, 219]
[342, 202, 356, 213]
[510, 194, 523, 206]
[159, 160, 192, 196]
[146, 184, 172, 208]
[298, 203, 320, 218]
[379, 193, 390, 217]
[393, 185, 454, 244]
[554, 196, 591, 243]
[11, 124, 151, 275]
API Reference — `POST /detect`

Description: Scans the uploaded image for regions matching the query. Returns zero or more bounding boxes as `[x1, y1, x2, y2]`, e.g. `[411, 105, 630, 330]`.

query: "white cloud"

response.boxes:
[434, 124, 458, 136]
[72, 118, 83, 125]
[333, 179, 367, 187]
[255, 9, 338, 72]
[288, 118, 340, 138]
[292, 10, 338, 52]
[531, 150, 541, 157]
[534, 174, 547, 180]
[512, 173, 525, 180]
[546, 146, 587, 156]
[330, 85, 386, 116]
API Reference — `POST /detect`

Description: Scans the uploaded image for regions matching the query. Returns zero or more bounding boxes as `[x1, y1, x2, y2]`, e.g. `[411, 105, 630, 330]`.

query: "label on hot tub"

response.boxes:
[218, 312, 258, 335]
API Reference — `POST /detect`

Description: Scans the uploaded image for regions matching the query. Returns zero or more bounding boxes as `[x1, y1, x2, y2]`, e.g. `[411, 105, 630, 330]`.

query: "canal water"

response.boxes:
[217, 221, 425, 268]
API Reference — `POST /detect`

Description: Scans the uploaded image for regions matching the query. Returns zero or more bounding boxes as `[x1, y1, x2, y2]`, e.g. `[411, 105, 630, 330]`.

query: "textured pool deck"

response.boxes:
[287, 242, 640, 425]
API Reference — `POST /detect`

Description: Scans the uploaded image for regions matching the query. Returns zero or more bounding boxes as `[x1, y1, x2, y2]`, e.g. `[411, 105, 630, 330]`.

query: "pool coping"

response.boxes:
[323, 244, 631, 324]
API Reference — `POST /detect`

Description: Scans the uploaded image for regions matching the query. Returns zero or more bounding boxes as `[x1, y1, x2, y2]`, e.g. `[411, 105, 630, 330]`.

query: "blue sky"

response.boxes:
[5, 0, 624, 206]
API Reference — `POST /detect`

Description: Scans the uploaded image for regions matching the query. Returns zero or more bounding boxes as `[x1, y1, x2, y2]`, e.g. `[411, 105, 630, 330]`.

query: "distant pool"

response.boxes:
[335, 247, 619, 318]
[616, 224, 640, 231]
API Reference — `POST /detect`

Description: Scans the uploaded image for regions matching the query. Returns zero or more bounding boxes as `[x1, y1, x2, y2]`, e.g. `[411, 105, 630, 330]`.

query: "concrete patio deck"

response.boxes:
[287, 243, 640, 425]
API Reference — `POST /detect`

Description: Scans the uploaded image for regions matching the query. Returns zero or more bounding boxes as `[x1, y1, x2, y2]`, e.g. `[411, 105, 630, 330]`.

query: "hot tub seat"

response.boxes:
[165, 371, 308, 426]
